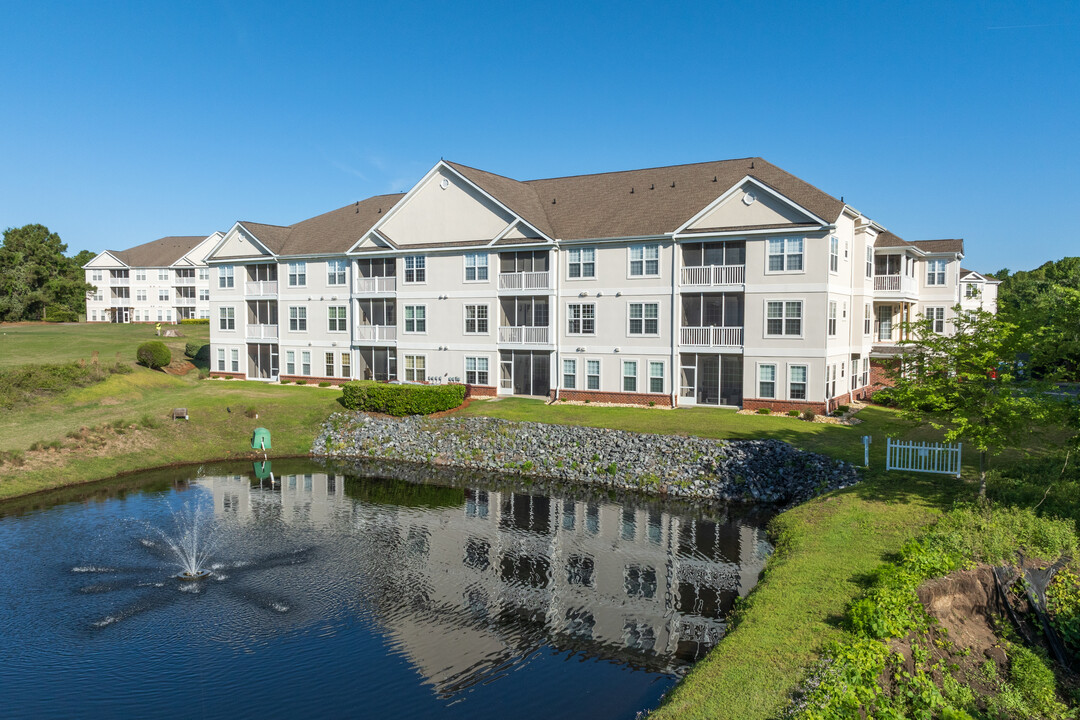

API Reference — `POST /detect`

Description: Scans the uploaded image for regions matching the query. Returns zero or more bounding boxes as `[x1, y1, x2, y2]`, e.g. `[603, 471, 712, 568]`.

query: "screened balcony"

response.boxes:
[355, 258, 396, 294]
[245, 264, 278, 296]
[355, 298, 396, 343]
[498, 250, 550, 291]
[498, 296, 550, 345]
[680, 241, 746, 287]
[680, 293, 744, 348]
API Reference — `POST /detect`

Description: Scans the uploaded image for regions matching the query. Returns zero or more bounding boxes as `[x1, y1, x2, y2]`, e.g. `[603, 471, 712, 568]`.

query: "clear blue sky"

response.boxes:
[2, 1, 1077, 274]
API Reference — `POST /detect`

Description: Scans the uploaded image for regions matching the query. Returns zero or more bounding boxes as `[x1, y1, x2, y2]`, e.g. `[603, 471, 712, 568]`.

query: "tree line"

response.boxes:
[994, 257, 1080, 381]
[0, 224, 95, 322]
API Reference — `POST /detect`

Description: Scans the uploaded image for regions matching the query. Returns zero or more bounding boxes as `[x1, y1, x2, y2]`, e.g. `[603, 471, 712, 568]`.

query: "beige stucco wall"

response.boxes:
[379, 168, 514, 245]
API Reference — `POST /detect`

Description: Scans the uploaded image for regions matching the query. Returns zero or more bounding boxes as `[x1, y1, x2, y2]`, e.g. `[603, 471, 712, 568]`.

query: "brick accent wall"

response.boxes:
[465, 384, 498, 398]
[868, 358, 897, 397]
[279, 374, 348, 385]
[743, 398, 827, 414]
[209, 371, 245, 380]
[555, 389, 674, 407]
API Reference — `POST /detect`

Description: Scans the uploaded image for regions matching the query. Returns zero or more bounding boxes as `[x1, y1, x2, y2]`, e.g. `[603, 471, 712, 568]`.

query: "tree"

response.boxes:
[997, 257, 1080, 379]
[0, 224, 94, 321]
[885, 306, 1065, 497]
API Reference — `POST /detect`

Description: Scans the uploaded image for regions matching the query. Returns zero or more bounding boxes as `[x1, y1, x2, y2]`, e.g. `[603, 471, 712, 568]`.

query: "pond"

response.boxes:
[0, 459, 773, 719]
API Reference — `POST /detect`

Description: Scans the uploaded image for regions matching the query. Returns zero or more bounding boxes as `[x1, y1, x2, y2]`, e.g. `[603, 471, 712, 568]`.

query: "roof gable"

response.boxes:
[680, 176, 827, 234]
[109, 236, 213, 267]
[207, 223, 278, 260]
[83, 251, 127, 269]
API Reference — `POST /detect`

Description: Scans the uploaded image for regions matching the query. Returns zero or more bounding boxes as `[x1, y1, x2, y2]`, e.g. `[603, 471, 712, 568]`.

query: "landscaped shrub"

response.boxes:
[787, 410, 800, 417]
[318, 381, 331, 387]
[801, 409, 816, 421]
[184, 341, 209, 361]
[179, 318, 210, 325]
[836, 405, 850, 414]
[756, 407, 771, 415]
[341, 381, 466, 416]
[44, 304, 79, 322]
[136, 341, 172, 369]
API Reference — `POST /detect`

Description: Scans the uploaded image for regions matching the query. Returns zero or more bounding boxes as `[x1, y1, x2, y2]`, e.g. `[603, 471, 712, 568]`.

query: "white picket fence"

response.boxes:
[885, 437, 962, 477]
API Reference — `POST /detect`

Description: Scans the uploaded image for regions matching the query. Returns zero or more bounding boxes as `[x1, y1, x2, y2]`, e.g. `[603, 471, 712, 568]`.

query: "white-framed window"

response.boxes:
[568, 248, 596, 279]
[286, 351, 295, 375]
[135, 270, 146, 281]
[851, 358, 860, 390]
[341, 353, 351, 378]
[199, 289, 209, 301]
[829, 237, 839, 273]
[301, 351, 311, 375]
[288, 262, 306, 287]
[136, 290, 147, 302]
[965, 282, 979, 298]
[464, 304, 489, 334]
[404, 355, 425, 382]
[158, 269, 169, 281]
[926, 306, 946, 334]
[828, 301, 837, 336]
[165, 310, 172, 322]
[198, 310, 209, 320]
[404, 305, 426, 333]
[92, 289, 103, 301]
[91, 270, 102, 282]
[767, 238, 804, 272]
[927, 259, 947, 286]
[567, 303, 595, 335]
[758, 364, 776, 399]
[464, 253, 488, 282]
[327, 259, 347, 285]
[586, 359, 601, 390]
[289, 306, 307, 332]
[864, 303, 872, 336]
[866, 245, 873, 278]
[789, 365, 807, 400]
[219, 265, 234, 289]
[622, 360, 638, 392]
[159, 289, 169, 301]
[465, 356, 489, 385]
[765, 300, 803, 336]
[328, 306, 347, 332]
[563, 358, 577, 389]
[230, 348, 239, 373]
[326, 352, 335, 377]
[157, 310, 163, 321]
[628, 244, 660, 277]
[198, 267, 209, 281]
[648, 361, 664, 393]
[217, 348, 225, 371]
[862, 358, 870, 387]
[404, 256, 426, 284]
[91, 310, 97, 321]
[219, 307, 235, 330]
[628, 302, 659, 336]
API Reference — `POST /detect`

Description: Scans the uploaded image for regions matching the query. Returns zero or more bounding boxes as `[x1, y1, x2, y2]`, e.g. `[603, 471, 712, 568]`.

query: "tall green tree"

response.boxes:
[0, 224, 94, 321]
[996, 257, 1080, 379]
[886, 306, 1066, 497]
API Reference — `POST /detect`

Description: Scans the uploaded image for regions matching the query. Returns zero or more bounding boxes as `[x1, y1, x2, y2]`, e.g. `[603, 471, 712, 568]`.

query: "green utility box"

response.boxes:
[253, 460, 273, 480]
[251, 427, 272, 450]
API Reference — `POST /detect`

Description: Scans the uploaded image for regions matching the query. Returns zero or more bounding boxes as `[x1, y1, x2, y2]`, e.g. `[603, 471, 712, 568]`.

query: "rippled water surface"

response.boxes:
[0, 460, 772, 719]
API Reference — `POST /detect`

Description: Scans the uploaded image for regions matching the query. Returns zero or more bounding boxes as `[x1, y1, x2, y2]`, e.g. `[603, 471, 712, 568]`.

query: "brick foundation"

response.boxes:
[279, 374, 348, 385]
[209, 371, 245, 380]
[743, 398, 827, 414]
[867, 358, 898, 398]
[465, 384, 498, 398]
[553, 389, 674, 407]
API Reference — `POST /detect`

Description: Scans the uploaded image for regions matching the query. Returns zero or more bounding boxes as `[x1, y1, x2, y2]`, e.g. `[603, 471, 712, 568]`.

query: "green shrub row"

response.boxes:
[179, 318, 210, 325]
[341, 381, 465, 416]
[136, 341, 172, 369]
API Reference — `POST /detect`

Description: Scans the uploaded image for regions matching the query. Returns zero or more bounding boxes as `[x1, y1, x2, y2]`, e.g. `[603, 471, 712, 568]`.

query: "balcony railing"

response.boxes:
[873, 274, 916, 294]
[174, 277, 196, 286]
[110, 277, 130, 286]
[498, 325, 550, 344]
[355, 276, 396, 293]
[245, 324, 278, 341]
[245, 281, 278, 295]
[174, 297, 196, 306]
[498, 271, 550, 291]
[354, 325, 397, 342]
[680, 264, 746, 286]
[680, 326, 743, 347]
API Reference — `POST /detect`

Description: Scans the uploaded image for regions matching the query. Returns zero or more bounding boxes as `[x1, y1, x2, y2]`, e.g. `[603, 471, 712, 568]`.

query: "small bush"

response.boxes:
[787, 410, 800, 417]
[44, 304, 79, 322]
[836, 404, 850, 413]
[801, 409, 816, 421]
[184, 341, 209, 361]
[136, 341, 171, 369]
[341, 381, 466, 416]
[318, 381, 331, 387]
[295, 380, 307, 385]
[756, 407, 771, 415]
[197, 368, 209, 380]
[179, 318, 210, 325]
[139, 414, 161, 429]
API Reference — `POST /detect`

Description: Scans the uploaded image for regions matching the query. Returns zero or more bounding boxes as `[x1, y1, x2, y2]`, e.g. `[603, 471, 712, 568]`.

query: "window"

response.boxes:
[628, 303, 659, 335]
[136, 290, 147, 302]
[927, 307, 946, 334]
[649, 361, 664, 393]
[629, 244, 660, 276]
[830, 237, 839, 273]
[341, 353, 350, 378]
[464, 253, 488, 281]
[157, 310, 163, 321]
[789, 365, 807, 400]
[927, 259, 947, 285]
[767, 238, 804, 272]
[328, 306, 347, 332]
[866, 246, 873, 278]
[165, 310, 172, 322]
[132, 270, 144, 281]
[326, 352, 335, 376]
[219, 307, 235, 330]
[327, 259, 347, 285]
[759, 364, 776, 398]
[404, 305, 426, 333]
[301, 351, 311, 375]
[852, 358, 859, 390]
[91, 270, 102, 282]
[862, 359, 869, 387]
[404, 355, 425, 382]
[159, 289, 169, 301]
[158, 269, 169, 281]
[404, 256, 426, 283]
[464, 305, 488, 334]
[568, 248, 596, 278]
[288, 262, 306, 287]
[567, 303, 595, 334]
[198, 268, 209, 281]
[217, 348, 225, 371]
[289, 306, 307, 332]
[965, 283, 979, 298]
[563, 359, 577, 389]
[286, 351, 295, 375]
[586, 360, 600, 390]
[828, 301, 837, 336]
[622, 361, 638, 392]
[199, 289, 209, 301]
[219, 265, 234, 289]
[92, 289, 103, 301]
[466, 356, 489, 385]
[864, 303, 872, 336]
[230, 349, 239, 373]
[765, 300, 803, 336]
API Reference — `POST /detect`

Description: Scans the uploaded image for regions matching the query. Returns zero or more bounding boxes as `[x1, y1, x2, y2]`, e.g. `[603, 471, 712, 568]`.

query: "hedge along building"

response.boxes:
[204, 157, 994, 412]
[83, 233, 223, 323]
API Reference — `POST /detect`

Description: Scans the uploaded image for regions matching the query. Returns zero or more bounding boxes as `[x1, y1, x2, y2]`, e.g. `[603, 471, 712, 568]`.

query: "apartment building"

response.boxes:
[84, 233, 222, 323]
[205, 157, 995, 412]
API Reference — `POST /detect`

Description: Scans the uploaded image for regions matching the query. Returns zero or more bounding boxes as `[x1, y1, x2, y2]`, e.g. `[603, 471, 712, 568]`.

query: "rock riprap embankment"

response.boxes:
[314, 413, 860, 504]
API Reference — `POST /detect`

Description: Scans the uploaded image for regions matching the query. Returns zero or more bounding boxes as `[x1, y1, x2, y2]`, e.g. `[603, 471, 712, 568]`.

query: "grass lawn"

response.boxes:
[0, 321, 208, 368]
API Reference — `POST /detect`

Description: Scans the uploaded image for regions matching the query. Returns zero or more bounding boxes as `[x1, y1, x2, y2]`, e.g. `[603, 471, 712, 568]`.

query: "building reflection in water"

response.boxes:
[196, 467, 772, 697]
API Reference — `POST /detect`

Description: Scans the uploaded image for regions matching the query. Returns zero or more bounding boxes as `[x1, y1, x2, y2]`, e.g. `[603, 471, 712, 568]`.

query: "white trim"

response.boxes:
[584, 357, 602, 391]
[82, 250, 129, 269]
[626, 242, 662, 279]
[464, 354, 492, 386]
[205, 222, 277, 260]
[462, 251, 490, 283]
[403, 303, 428, 334]
[673, 175, 831, 236]
[756, 362, 778, 400]
[647, 358, 666, 394]
[403, 353, 427, 382]
[626, 301, 661, 338]
[621, 358, 639, 393]
[463, 302, 491, 335]
[787, 363, 808, 401]
[763, 298, 805, 339]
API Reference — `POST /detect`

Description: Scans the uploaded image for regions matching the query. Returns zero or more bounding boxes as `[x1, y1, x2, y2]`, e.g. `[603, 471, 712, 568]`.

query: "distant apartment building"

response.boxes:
[84, 233, 222, 323]
[204, 157, 999, 412]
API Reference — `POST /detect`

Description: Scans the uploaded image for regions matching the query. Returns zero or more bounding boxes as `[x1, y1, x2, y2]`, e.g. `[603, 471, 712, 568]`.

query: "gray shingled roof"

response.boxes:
[109, 236, 209, 267]
[239, 194, 404, 256]
[909, 238, 964, 254]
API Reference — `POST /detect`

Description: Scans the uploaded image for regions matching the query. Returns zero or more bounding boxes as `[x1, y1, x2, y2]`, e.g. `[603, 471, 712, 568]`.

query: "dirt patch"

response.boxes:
[162, 359, 196, 376]
[0, 424, 161, 478]
[919, 566, 1003, 655]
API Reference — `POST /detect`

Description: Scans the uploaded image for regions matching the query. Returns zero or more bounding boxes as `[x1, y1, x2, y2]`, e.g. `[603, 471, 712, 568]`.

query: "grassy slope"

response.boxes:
[0, 322, 208, 368]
